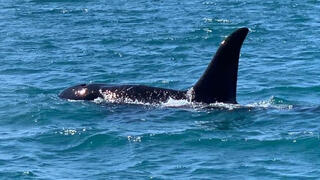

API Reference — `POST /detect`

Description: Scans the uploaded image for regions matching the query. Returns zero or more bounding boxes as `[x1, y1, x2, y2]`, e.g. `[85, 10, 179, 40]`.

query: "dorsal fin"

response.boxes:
[191, 27, 249, 104]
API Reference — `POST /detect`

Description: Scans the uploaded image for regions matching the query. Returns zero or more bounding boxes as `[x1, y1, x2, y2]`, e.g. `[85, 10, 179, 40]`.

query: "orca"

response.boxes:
[59, 27, 249, 104]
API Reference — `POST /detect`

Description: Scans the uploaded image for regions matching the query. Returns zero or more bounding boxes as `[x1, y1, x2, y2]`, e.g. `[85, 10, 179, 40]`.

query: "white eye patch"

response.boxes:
[75, 88, 87, 96]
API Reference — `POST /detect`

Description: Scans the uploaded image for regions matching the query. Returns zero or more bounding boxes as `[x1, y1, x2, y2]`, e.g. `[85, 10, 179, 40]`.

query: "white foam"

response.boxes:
[93, 97, 104, 104]
[67, 99, 83, 102]
[161, 97, 191, 107]
[92, 94, 243, 110]
[91, 94, 293, 110]
[245, 96, 293, 110]
[207, 102, 242, 110]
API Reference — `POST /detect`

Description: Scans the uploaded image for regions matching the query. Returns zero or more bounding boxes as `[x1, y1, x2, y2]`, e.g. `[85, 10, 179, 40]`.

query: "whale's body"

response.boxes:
[59, 28, 249, 104]
[60, 84, 187, 103]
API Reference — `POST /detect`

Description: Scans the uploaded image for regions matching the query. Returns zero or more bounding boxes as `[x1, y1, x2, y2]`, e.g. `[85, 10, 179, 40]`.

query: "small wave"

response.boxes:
[59, 132, 127, 152]
[245, 96, 293, 110]
[56, 128, 87, 136]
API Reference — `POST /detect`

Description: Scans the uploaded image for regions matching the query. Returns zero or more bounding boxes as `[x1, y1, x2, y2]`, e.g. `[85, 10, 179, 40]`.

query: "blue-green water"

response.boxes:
[1, 0, 320, 179]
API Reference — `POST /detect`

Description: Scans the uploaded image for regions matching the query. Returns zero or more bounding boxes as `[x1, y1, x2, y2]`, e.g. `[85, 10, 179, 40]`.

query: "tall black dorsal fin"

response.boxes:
[191, 27, 249, 104]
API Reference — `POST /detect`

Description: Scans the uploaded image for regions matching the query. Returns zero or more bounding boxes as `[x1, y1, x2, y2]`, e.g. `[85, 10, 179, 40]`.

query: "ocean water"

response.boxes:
[1, 0, 320, 179]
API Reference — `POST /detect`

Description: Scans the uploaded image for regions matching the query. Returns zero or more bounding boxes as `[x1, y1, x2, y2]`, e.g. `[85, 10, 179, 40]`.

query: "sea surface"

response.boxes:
[1, 0, 320, 179]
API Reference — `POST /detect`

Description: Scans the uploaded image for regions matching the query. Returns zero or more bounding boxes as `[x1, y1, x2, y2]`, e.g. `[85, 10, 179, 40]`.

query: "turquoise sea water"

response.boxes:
[1, 0, 320, 179]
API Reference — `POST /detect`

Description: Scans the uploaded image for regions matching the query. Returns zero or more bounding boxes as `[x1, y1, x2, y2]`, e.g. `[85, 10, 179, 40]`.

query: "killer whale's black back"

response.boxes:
[192, 28, 249, 104]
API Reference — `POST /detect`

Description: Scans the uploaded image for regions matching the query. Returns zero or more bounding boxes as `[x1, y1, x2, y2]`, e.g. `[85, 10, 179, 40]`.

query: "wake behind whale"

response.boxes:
[59, 28, 249, 106]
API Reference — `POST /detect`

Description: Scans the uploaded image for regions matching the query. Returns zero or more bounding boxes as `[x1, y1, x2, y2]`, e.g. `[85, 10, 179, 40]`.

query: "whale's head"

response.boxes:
[59, 84, 103, 100]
